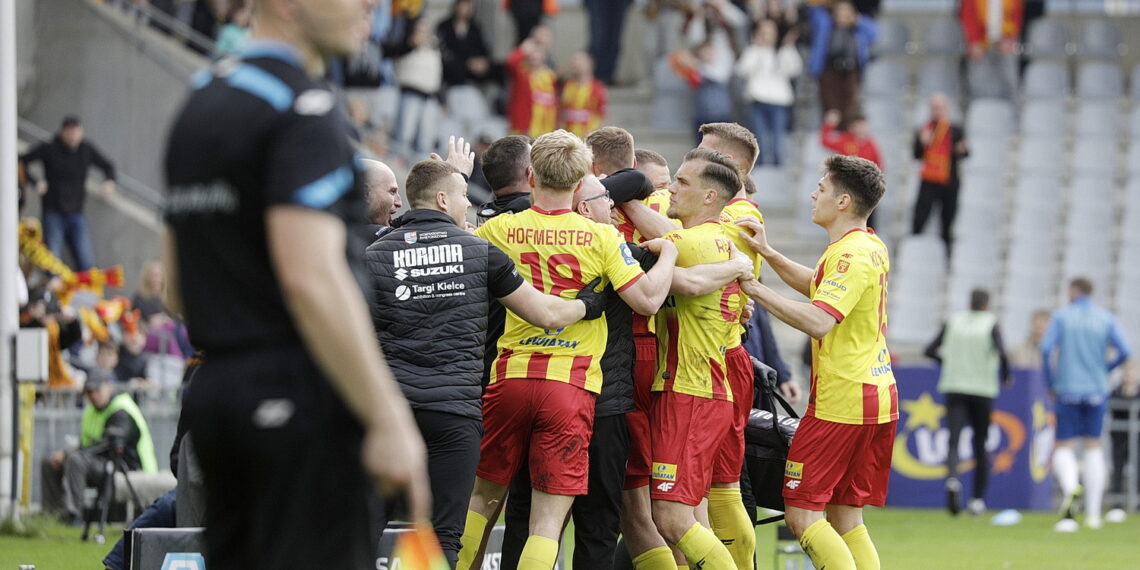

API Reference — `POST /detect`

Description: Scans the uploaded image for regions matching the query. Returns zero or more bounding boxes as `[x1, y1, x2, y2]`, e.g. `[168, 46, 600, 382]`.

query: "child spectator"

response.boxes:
[820, 109, 883, 226]
[560, 52, 607, 137]
[819, 109, 882, 170]
[506, 35, 558, 138]
[736, 19, 802, 166]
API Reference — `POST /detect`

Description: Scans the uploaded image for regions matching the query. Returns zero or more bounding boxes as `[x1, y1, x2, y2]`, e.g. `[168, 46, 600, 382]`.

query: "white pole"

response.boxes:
[0, 0, 20, 521]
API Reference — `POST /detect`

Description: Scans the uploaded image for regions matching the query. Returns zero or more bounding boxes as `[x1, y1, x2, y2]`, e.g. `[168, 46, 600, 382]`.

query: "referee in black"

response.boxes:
[162, 1, 429, 568]
[365, 153, 604, 567]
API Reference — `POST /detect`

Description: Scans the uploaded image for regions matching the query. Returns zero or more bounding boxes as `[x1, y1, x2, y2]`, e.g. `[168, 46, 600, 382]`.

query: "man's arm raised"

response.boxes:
[734, 217, 814, 298]
[619, 199, 677, 241]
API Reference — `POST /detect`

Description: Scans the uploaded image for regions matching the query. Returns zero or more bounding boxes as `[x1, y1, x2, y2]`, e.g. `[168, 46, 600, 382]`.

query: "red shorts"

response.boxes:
[782, 415, 897, 511]
[648, 390, 733, 506]
[712, 345, 754, 483]
[476, 378, 596, 495]
[624, 333, 657, 490]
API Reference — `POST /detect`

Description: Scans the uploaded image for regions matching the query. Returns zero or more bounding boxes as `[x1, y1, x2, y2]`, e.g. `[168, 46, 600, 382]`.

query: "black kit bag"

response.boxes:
[744, 356, 800, 524]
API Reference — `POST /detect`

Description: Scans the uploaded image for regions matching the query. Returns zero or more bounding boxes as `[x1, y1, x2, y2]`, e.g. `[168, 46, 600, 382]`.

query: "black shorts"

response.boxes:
[184, 346, 377, 570]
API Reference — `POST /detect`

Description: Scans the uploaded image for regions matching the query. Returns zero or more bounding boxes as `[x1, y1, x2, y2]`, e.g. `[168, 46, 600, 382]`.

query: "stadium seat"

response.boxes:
[966, 60, 1015, 100]
[1073, 101, 1122, 139]
[1076, 62, 1124, 100]
[921, 19, 964, 56]
[917, 60, 960, 99]
[1071, 138, 1118, 175]
[872, 17, 912, 57]
[1079, 19, 1122, 61]
[864, 99, 907, 133]
[864, 60, 910, 99]
[1013, 172, 1065, 205]
[958, 168, 1007, 209]
[1026, 18, 1073, 59]
[651, 57, 694, 131]
[1131, 106, 1140, 138]
[897, 235, 948, 269]
[1020, 100, 1068, 136]
[962, 137, 1008, 172]
[1062, 242, 1113, 290]
[966, 99, 1016, 136]
[1068, 172, 1117, 207]
[1007, 235, 1059, 271]
[1022, 61, 1070, 100]
[954, 201, 1004, 242]
[373, 85, 401, 128]
[1018, 138, 1066, 176]
[751, 167, 791, 209]
[1128, 144, 1140, 176]
[444, 86, 491, 126]
[1000, 301, 1050, 350]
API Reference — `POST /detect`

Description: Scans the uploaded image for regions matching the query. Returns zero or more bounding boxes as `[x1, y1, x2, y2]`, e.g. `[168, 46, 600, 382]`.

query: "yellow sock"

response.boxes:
[841, 524, 880, 570]
[456, 510, 489, 570]
[800, 519, 856, 570]
[518, 535, 560, 570]
[707, 487, 756, 569]
[632, 546, 678, 570]
[676, 522, 735, 570]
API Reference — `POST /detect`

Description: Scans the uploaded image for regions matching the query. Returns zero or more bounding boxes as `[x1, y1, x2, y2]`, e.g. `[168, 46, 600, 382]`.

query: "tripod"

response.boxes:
[82, 454, 145, 544]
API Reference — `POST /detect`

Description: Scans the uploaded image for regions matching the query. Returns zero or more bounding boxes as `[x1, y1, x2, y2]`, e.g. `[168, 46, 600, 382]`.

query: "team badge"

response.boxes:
[837, 260, 850, 273]
[405, 231, 418, 244]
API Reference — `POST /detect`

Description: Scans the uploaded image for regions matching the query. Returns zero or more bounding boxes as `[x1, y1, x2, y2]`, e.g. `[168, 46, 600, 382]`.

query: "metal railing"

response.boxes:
[100, 0, 218, 57]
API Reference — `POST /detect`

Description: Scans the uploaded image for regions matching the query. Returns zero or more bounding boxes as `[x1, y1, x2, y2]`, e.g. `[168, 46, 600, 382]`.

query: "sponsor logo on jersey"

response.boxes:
[652, 462, 678, 482]
[785, 460, 804, 479]
[294, 89, 336, 115]
[837, 260, 850, 273]
[393, 243, 464, 268]
[394, 281, 467, 302]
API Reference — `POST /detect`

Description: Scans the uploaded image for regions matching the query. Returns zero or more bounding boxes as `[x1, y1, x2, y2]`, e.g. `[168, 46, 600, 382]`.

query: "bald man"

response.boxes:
[911, 93, 969, 254]
[360, 158, 402, 243]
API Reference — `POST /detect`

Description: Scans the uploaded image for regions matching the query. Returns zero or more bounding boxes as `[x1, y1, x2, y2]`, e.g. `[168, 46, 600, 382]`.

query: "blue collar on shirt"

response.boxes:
[239, 41, 304, 69]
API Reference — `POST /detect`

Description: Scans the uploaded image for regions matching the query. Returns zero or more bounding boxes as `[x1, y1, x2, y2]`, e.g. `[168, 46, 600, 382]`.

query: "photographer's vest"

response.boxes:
[938, 311, 1001, 399]
[81, 393, 158, 473]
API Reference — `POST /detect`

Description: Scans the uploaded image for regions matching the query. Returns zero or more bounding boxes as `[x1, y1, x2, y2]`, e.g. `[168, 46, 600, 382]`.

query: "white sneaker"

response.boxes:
[1105, 508, 1127, 523]
[968, 498, 986, 517]
[1053, 518, 1080, 533]
[1086, 515, 1103, 530]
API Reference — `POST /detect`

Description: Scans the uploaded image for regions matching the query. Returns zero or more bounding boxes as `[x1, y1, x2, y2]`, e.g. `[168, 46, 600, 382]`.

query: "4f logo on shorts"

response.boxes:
[785, 460, 804, 480]
[786, 480, 801, 490]
[657, 481, 675, 492]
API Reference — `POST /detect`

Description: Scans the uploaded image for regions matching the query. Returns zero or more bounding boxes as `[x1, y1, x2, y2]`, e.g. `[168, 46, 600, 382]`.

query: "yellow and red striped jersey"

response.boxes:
[652, 222, 738, 401]
[719, 197, 765, 346]
[476, 206, 645, 393]
[807, 228, 898, 425]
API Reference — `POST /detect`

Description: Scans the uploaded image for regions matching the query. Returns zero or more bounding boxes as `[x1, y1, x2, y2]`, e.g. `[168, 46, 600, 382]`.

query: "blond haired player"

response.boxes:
[458, 131, 677, 570]
[736, 155, 896, 570]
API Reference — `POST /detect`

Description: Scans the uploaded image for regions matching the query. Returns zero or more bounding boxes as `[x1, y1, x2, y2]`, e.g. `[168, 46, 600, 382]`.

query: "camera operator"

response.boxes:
[41, 374, 158, 524]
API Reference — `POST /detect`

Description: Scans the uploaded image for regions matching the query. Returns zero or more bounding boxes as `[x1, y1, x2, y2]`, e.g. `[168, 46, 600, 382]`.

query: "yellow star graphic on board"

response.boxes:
[902, 393, 945, 430]
[1032, 401, 1048, 429]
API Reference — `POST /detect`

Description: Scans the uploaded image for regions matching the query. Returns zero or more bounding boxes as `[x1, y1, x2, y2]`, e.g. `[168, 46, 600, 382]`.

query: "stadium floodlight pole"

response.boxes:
[0, 0, 18, 522]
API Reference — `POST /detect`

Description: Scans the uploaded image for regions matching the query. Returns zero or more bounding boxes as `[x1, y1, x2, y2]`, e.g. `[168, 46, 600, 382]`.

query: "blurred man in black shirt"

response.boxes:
[163, 1, 428, 567]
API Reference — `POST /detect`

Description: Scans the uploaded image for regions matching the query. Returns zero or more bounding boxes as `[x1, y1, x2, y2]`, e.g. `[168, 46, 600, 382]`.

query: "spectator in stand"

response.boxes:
[924, 288, 1011, 517]
[752, 0, 802, 41]
[437, 0, 496, 90]
[19, 116, 116, 271]
[506, 34, 558, 138]
[1042, 277, 1132, 532]
[1107, 363, 1138, 523]
[820, 109, 882, 227]
[393, 18, 443, 160]
[560, 52, 608, 137]
[807, 0, 877, 124]
[911, 93, 969, 255]
[960, 0, 1023, 101]
[41, 374, 157, 524]
[687, 0, 748, 144]
[132, 260, 168, 321]
[583, 0, 634, 84]
[214, 0, 251, 57]
[1010, 309, 1050, 369]
[736, 19, 802, 167]
[506, 0, 558, 46]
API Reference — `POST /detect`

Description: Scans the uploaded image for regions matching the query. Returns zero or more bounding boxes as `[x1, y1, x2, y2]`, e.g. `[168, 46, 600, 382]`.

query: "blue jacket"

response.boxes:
[808, 5, 878, 78]
[1040, 296, 1131, 399]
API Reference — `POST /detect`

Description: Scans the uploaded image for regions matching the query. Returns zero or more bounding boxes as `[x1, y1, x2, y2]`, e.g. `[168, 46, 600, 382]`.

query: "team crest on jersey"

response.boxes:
[837, 260, 850, 273]
[405, 231, 418, 244]
[619, 243, 637, 266]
